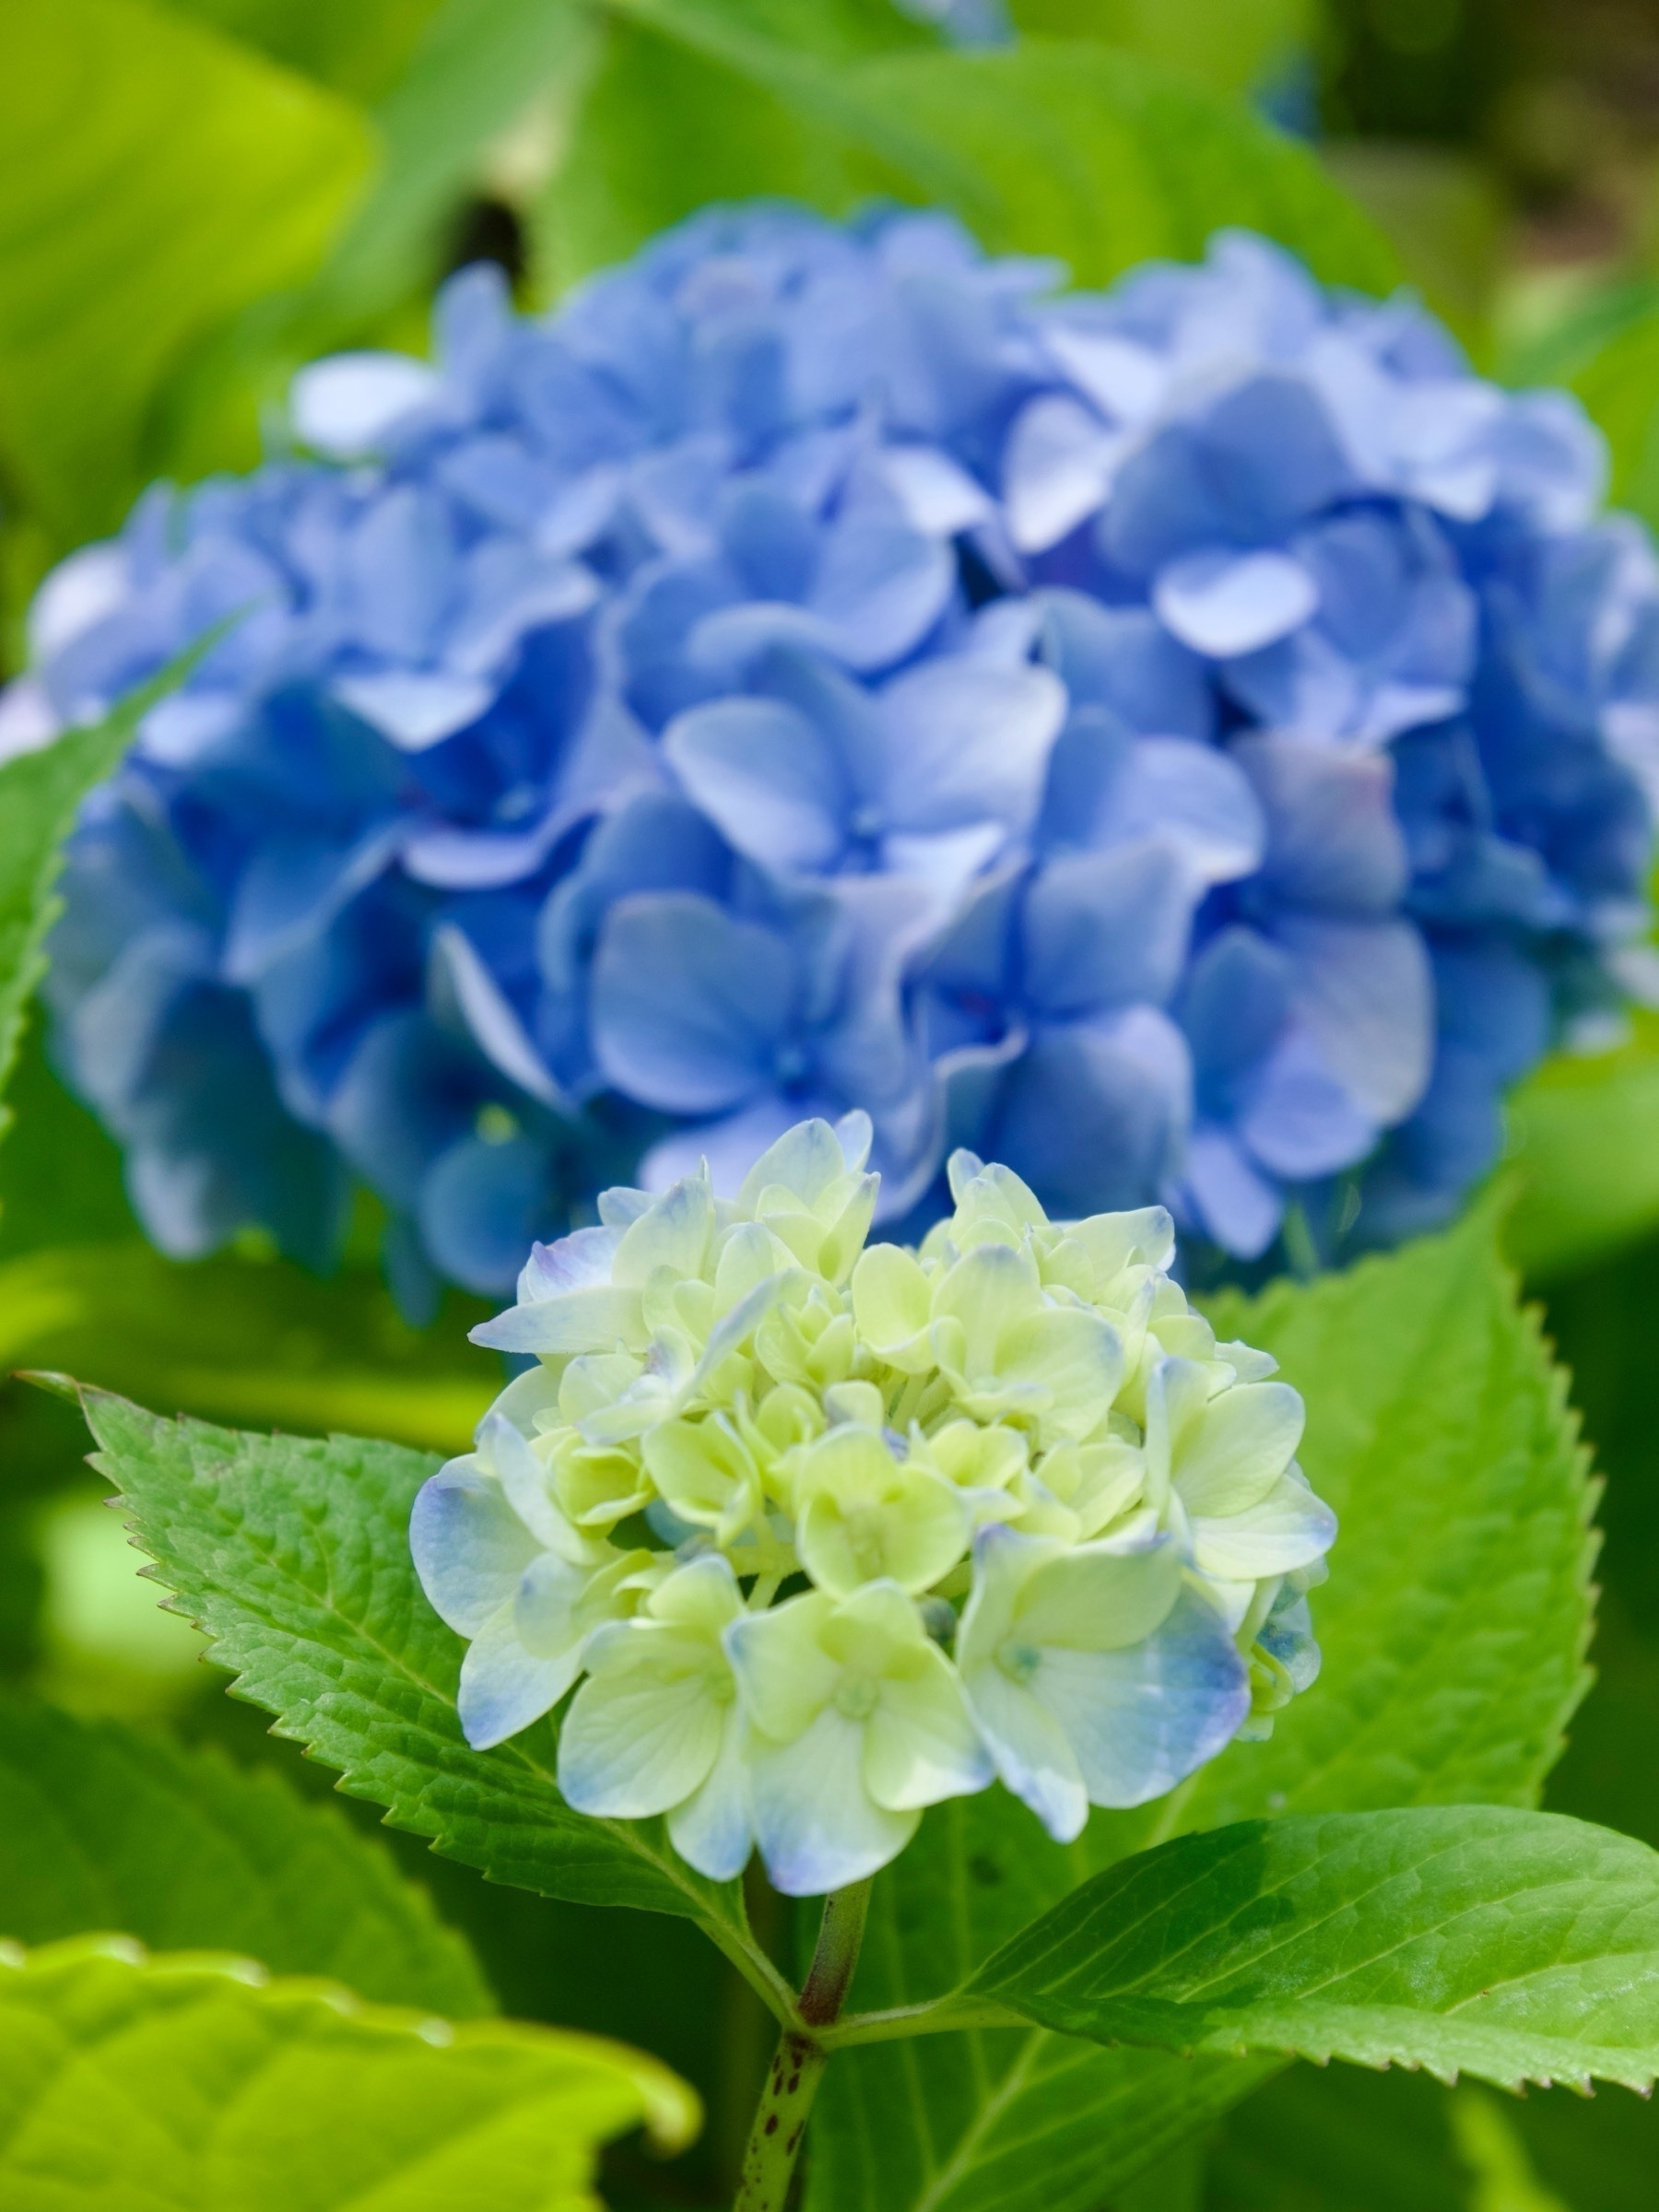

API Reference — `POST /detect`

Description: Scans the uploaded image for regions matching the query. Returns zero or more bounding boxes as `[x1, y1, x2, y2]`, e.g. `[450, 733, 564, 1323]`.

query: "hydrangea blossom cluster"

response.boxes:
[14, 207, 1657, 1299]
[410, 1115, 1334, 1893]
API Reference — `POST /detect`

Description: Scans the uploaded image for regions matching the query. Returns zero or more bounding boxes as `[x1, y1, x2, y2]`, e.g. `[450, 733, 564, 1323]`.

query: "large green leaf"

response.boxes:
[966, 1808, 1659, 2093]
[806, 1206, 1595, 2212]
[73, 1389, 782, 1993]
[168, 0, 450, 100]
[1007, 0, 1312, 103]
[0, 1698, 489, 2016]
[1205, 2064, 1469, 2212]
[0, 0, 371, 551]
[1503, 1024, 1659, 1282]
[0, 1935, 695, 2209]
[542, 16, 1397, 295]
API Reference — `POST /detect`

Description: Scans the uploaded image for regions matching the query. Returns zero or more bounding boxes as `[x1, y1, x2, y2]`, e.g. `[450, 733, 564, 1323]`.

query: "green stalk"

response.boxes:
[733, 1878, 873, 2212]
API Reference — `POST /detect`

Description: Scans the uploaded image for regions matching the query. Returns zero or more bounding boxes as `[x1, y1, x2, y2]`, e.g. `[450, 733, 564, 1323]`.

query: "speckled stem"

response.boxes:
[733, 1880, 873, 2212]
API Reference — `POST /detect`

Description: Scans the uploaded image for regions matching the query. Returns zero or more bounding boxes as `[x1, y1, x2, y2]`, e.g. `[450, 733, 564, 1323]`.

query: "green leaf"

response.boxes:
[0, 684, 176, 1156]
[808, 1206, 1596, 2211]
[1564, 308, 1659, 533]
[542, 18, 1397, 296]
[1206, 2064, 1469, 2212]
[0, 1240, 496, 1452]
[1007, 0, 1312, 104]
[0, 1935, 696, 2208]
[1502, 1024, 1659, 1281]
[1186, 1200, 1595, 1823]
[309, 0, 598, 327]
[967, 1807, 1659, 2093]
[0, 1697, 489, 2017]
[166, 0, 451, 100]
[1209, 2049, 1655, 2212]
[73, 1389, 776, 1978]
[0, 0, 371, 550]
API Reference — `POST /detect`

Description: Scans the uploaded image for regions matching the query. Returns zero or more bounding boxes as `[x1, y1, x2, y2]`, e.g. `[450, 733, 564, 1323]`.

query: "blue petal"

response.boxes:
[1039, 1583, 1250, 1808]
[1154, 548, 1319, 659]
[988, 1008, 1192, 1215]
[1271, 914, 1433, 1127]
[1236, 1025, 1378, 1180]
[591, 893, 793, 1112]
[419, 1131, 554, 1297]
[665, 695, 849, 871]
[1180, 1124, 1283, 1259]
[1237, 735, 1408, 914]
[1021, 842, 1196, 1016]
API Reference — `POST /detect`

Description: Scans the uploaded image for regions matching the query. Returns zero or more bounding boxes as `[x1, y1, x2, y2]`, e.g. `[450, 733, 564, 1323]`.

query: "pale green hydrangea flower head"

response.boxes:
[411, 1114, 1334, 1895]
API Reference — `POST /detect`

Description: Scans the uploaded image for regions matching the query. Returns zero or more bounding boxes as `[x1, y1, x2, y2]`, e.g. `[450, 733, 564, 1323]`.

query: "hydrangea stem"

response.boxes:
[734, 1878, 873, 2212]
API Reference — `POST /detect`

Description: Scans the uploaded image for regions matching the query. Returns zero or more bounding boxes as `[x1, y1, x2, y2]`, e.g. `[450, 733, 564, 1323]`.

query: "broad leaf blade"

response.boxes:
[1186, 1200, 1596, 1824]
[0, 1936, 696, 2209]
[77, 1390, 750, 1939]
[971, 1809, 1659, 2094]
[809, 1207, 1596, 2212]
[0, 1698, 489, 2017]
[1008, 0, 1312, 104]
[1503, 1022, 1659, 1281]
[0, 0, 371, 548]
[543, 19, 1396, 295]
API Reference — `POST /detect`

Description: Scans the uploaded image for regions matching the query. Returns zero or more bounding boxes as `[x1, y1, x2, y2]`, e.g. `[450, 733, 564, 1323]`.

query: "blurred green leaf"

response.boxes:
[167, 0, 451, 100]
[0, 1240, 495, 1452]
[1007, 0, 1312, 103]
[0, 1697, 491, 2015]
[541, 17, 1398, 295]
[1321, 140, 1506, 354]
[1563, 309, 1659, 530]
[1503, 1019, 1659, 1281]
[1206, 2064, 1468, 2212]
[809, 1207, 1594, 2212]
[0, 1936, 696, 2208]
[0, 0, 372, 551]
[308, 0, 597, 327]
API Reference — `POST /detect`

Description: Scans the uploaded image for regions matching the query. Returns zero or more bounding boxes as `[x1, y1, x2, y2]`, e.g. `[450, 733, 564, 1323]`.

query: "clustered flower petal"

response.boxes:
[410, 1114, 1335, 1893]
[14, 209, 1655, 1296]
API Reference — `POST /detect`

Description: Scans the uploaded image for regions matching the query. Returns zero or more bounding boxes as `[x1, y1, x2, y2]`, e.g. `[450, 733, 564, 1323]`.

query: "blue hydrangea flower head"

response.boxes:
[9, 208, 1655, 1297]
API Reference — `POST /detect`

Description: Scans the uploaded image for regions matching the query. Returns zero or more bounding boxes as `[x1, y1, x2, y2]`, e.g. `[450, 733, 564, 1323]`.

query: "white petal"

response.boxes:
[1015, 1533, 1182, 1654]
[960, 1661, 1088, 1843]
[724, 1592, 841, 1743]
[558, 1629, 725, 1818]
[457, 1598, 579, 1750]
[865, 1650, 992, 1810]
[667, 1706, 755, 1881]
[1190, 1469, 1337, 1581]
[477, 1414, 583, 1558]
[470, 1284, 647, 1356]
[1174, 1381, 1305, 1518]
[1031, 1583, 1250, 1807]
[409, 1460, 540, 1636]
[747, 1707, 918, 1896]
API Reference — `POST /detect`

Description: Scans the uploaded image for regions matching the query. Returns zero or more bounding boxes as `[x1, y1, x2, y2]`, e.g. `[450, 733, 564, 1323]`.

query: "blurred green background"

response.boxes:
[6, 3, 1659, 2206]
